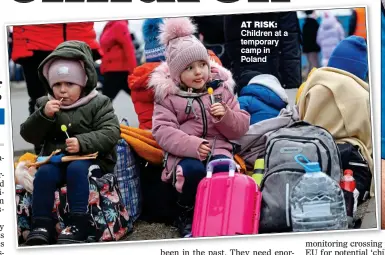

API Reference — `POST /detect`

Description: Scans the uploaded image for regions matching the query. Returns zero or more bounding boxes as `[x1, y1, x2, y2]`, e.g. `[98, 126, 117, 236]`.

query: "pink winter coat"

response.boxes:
[148, 60, 250, 184]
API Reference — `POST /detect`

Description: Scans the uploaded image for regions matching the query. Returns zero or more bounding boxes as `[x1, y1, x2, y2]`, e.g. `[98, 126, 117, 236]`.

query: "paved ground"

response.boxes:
[9, 81, 377, 239]
[360, 198, 376, 229]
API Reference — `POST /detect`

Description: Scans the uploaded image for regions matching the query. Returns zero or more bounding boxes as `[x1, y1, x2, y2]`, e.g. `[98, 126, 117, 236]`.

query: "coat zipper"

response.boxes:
[196, 98, 207, 139]
[170, 96, 207, 186]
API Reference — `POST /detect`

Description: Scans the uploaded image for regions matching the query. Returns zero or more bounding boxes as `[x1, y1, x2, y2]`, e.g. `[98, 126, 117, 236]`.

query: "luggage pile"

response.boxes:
[15, 118, 372, 243]
[190, 121, 371, 237]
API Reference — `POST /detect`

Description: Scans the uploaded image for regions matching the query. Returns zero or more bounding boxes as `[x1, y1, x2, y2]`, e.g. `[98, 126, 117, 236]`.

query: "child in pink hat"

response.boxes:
[148, 17, 250, 237]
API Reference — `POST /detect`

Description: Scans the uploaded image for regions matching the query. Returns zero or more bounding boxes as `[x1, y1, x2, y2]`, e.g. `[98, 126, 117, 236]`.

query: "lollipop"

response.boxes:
[61, 125, 70, 139]
[208, 87, 214, 104]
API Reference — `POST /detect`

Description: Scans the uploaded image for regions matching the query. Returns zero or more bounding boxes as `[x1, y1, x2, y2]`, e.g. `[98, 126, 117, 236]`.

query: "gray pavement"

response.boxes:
[360, 198, 377, 228]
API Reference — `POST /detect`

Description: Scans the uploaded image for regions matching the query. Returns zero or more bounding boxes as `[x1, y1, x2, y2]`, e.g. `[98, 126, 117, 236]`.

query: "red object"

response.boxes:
[12, 23, 100, 62]
[99, 21, 137, 74]
[208, 50, 222, 66]
[192, 159, 261, 237]
[129, 62, 160, 130]
[340, 169, 356, 193]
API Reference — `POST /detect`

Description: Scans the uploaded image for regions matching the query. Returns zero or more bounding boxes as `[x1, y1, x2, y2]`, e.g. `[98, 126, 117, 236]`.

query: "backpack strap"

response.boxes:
[286, 120, 311, 128]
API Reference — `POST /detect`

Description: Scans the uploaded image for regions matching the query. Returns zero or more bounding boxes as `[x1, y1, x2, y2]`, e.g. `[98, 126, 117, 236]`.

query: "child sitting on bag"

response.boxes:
[20, 40, 120, 246]
[238, 74, 288, 125]
[149, 17, 250, 237]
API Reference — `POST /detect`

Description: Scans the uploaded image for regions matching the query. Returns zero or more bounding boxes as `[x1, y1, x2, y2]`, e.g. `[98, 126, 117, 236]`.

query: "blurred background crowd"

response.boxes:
[7, 8, 366, 153]
[7, 9, 364, 85]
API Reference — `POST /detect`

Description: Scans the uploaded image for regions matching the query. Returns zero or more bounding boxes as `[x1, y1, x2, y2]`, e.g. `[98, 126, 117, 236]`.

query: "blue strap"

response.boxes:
[294, 154, 311, 170]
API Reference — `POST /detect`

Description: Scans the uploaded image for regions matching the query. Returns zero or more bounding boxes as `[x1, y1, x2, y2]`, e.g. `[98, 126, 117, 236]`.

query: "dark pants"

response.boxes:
[102, 71, 131, 101]
[305, 52, 319, 76]
[18, 51, 51, 154]
[18, 51, 52, 116]
[178, 155, 230, 207]
[32, 160, 102, 219]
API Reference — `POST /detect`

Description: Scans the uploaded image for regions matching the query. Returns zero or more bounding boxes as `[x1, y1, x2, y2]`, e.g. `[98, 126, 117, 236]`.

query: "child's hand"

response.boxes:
[198, 142, 211, 160]
[66, 138, 80, 154]
[44, 99, 62, 118]
[210, 103, 226, 118]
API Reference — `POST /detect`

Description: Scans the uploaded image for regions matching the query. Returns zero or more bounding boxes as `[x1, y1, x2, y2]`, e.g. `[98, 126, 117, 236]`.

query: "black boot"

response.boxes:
[57, 213, 90, 244]
[25, 217, 56, 246]
[175, 203, 194, 238]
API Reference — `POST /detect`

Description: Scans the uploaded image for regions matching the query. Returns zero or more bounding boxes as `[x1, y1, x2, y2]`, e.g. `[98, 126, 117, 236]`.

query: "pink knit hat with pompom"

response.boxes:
[159, 17, 210, 84]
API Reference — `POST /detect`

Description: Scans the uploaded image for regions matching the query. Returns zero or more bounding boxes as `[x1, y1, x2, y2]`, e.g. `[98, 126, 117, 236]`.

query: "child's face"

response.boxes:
[52, 82, 82, 106]
[180, 60, 209, 90]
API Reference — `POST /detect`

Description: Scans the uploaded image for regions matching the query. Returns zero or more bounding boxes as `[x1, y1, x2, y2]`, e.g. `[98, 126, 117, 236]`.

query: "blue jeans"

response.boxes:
[32, 160, 102, 218]
[177, 155, 229, 206]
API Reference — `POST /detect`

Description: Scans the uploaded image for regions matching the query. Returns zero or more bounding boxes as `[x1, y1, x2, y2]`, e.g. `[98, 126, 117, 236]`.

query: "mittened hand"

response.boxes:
[66, 138, 80, 154]
[210, 102, 226, 118]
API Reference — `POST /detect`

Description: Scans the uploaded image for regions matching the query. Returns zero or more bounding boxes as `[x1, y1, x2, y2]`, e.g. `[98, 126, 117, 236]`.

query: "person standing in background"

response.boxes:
[224, 12, 302, 93]
[349, 7, 367, 40]
[317, 12, 345, 67]
[302, 10, 321, 75]
[192, 15, 231, 70]
[7, 27, 12, 61]
[11, 22, 101, 154]
[12, 23, 101, 117]
[129, 18, 165, 130]
[100, 20, 137, 101]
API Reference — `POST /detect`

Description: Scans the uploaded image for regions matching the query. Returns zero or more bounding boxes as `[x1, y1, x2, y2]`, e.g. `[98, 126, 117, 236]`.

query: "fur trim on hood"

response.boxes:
[148, 60, 235, 102]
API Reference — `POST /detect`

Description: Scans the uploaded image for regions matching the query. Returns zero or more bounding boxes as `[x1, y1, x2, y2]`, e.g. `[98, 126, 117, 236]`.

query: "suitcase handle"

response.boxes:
[206, 158, 236, 178]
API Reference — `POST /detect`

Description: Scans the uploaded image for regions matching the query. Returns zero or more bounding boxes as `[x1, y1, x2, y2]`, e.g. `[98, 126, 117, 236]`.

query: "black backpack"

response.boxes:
[137, 157, 178, 225]
[337, 142, 371, 205]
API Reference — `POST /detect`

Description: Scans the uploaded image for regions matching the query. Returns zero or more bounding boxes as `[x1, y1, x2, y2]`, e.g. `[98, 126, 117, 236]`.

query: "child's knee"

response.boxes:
[175, 160, 206, 194]
[179, 159, 206, 179]
[66, 161, 90, 177]
[34, 165, 60, 184]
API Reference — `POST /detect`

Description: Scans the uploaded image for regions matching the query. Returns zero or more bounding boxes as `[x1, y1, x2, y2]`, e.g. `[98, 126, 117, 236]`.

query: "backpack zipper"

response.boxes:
[349, 162, 368, 167]
[266, 137, 323, 172]
[266, 138, 322, 170]
[284, 122, 343, 171]
[266, 135, 331, 175]
[260, 168, 305, 190]
[285, 183, 290, 227]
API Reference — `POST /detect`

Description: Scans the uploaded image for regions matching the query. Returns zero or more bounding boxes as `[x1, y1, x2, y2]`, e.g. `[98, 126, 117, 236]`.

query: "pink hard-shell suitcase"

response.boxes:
[191, 158, 262, 237]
